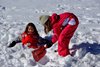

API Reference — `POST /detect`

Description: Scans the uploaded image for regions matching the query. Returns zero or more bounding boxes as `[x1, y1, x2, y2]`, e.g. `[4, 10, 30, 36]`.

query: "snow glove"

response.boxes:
[8, 41, 17, 47]
[45, 39, 53, 48]
[38, 37, 53, 48]
[8, 37, 21, 48]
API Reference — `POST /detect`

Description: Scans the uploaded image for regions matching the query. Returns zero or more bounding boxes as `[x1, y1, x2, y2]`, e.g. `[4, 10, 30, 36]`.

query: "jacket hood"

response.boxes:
[50, 13, 60, 25]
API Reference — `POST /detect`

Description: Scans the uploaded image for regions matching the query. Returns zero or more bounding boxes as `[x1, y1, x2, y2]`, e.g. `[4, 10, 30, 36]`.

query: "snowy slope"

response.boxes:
[0, 0, 100, 67]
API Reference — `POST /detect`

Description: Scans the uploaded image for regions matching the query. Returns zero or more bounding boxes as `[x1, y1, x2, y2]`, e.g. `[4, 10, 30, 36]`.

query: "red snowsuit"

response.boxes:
[50, 12, 79, 57]
[21, 32, 46, 62]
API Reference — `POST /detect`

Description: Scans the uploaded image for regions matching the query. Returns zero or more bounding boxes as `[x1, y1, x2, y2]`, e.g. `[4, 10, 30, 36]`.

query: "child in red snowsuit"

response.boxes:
[8, 23, 52, 62]
[39, 12, 79, 57]
[21, 23, 46, 62]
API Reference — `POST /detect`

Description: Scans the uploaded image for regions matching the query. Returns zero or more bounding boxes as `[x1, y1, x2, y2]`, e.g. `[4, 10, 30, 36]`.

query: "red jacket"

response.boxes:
[21, 32, 47, 62]
[50, 12, 79, 43]
[21, 32, 38, 49]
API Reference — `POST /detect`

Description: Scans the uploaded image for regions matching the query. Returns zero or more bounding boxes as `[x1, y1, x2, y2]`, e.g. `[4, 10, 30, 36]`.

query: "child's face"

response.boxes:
[28, 26, 34, 34]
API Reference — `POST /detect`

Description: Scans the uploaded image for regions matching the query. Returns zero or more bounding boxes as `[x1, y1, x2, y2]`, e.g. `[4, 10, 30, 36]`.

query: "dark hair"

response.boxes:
[25, 22, 39, 36]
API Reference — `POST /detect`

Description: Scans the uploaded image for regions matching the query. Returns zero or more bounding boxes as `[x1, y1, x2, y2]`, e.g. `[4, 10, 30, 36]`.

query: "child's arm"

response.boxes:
[8, 36, 22, 48]
[38, 36, 53, 48]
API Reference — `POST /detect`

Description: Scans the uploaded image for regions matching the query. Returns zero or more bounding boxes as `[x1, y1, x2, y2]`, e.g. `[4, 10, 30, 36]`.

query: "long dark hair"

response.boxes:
[24, 22, 39, 36]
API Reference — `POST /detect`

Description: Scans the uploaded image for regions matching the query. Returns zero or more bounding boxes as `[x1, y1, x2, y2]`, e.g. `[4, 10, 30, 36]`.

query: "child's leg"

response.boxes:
[58, 24, 78, 57]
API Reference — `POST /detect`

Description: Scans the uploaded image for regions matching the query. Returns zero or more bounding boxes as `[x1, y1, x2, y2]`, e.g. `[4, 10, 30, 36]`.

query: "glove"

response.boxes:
[45, 39, 53, 48]
[8, 37, 21, 48]
[8, 41, 16, 48]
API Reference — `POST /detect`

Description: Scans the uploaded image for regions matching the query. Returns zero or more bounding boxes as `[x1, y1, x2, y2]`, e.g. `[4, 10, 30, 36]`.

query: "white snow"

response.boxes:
[0, 0, 100, 67]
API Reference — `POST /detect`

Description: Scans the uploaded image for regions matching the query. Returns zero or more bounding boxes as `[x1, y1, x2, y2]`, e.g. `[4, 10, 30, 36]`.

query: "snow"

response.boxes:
[0, 0, 100, 67]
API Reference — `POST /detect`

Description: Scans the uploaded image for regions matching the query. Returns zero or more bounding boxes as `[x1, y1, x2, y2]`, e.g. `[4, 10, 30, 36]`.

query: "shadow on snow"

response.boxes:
[71, 42, 100, 55]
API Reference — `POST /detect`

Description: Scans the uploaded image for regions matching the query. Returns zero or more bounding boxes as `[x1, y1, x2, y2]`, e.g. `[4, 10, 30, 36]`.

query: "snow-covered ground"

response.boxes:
[0, 0, 100, 67]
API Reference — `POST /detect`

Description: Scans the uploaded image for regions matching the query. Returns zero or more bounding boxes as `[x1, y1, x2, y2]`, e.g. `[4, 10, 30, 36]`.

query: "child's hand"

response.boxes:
[23, 43, 31, 49]
[8, 41, 16, 48]
[25, 43, 31, 47]
[45, 40, 53, 48]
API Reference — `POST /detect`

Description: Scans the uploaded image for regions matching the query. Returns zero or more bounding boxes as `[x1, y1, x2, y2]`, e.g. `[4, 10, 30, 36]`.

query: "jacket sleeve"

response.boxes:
[51, 26, 62, 44]
[15, 35, 22, 43]
[51, 33, 58, 44]
[21, 34, 28, 45]
[50, 13, 61, 44]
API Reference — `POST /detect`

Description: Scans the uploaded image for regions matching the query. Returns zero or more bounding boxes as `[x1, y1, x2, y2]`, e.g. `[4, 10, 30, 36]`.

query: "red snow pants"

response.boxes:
[58, 22, 79, 57]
